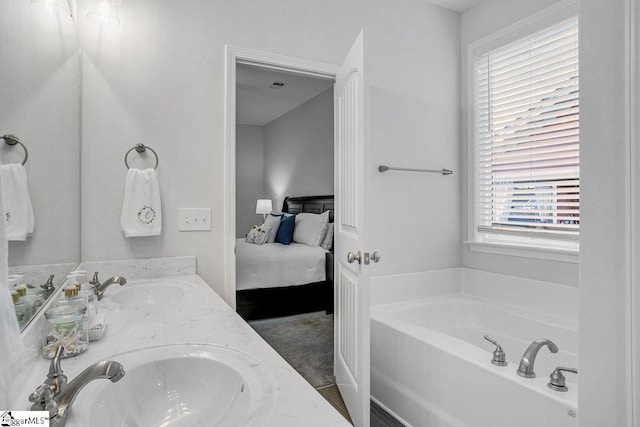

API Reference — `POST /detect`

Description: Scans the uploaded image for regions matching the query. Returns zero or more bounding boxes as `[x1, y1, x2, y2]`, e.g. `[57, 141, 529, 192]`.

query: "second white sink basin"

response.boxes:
[109, 280, 185, 307]
[71, 344, 276, 427]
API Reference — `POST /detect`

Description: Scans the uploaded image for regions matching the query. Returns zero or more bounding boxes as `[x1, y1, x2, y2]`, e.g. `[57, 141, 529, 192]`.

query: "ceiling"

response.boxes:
[236, 64, 334, 126]
[423, 0, 484, 12]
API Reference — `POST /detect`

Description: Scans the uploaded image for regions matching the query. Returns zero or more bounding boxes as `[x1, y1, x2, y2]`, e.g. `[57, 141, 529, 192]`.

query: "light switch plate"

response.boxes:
[179, 208, 211, 231]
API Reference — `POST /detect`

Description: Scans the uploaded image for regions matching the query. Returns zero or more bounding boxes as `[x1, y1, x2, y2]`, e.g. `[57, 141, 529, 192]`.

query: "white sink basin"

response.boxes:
[71, 344, 276, 427]
[109, 281, 185, 307]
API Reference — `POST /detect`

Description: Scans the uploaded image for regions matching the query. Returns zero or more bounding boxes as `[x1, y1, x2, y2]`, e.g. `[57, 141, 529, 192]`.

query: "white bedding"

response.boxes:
[236, 238, 327, 291]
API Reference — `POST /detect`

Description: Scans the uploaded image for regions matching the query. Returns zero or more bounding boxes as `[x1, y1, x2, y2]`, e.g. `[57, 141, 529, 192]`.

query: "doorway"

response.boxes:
[224, 47, 351, 420]
[224, 35, 373, 426]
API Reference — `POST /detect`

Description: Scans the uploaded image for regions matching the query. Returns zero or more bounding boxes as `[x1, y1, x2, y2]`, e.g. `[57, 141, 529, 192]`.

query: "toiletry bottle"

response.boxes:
[8, 274, 24, 287]
[12, 291, 27, 328]
[69, 270, 92, 292]
[69, 271, 99, 314]
[58, 284, 97, 327]
[6, 276, 17, 291]
[15, 285, 36, 319]
[57, 285, 88, 309]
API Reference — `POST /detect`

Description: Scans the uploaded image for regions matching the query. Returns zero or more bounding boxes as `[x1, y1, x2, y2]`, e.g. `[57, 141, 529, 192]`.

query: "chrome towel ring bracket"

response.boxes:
[124, 143, 159, 170]
[2, 134, 29, 166]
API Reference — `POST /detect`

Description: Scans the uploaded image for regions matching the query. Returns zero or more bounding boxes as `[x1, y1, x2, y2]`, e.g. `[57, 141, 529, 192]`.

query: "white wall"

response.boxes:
[236, 125, 264, 237]
[460, 0, 579, 287]
[77, 0, 461, 293]
[264, 88, 334, 211]
[579, 0, 631, 425]
[0, 0, 80, 267]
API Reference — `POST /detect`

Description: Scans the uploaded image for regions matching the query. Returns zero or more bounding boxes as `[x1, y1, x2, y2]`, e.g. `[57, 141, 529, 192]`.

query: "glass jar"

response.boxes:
[42, 304, 89, 359]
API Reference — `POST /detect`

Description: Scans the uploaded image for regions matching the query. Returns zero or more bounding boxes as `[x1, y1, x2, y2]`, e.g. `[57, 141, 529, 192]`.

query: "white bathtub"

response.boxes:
[371, 293, 578, 427]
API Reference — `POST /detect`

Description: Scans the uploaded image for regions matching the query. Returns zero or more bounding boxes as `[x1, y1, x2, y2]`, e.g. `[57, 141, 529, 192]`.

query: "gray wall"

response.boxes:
[264, 88, 334, 211]
[78, 0, 461, 294]
[236, 125, 265, 238]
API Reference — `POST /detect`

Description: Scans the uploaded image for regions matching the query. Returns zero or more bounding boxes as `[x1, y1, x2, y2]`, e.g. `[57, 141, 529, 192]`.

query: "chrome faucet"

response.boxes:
[41, 274, 56, 299]
[29, 346, 125, 427]
[517, 338, 559, 378]
[547, 366, 578, 392]
[90, 272, 127, 301]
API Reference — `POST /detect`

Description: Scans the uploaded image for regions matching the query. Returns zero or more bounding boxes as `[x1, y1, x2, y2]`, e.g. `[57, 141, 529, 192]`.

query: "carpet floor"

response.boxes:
[249, 311, 335, 388]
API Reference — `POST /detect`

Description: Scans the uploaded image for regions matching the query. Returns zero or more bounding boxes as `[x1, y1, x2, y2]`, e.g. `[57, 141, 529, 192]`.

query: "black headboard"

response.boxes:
[282, 195, 334, 222]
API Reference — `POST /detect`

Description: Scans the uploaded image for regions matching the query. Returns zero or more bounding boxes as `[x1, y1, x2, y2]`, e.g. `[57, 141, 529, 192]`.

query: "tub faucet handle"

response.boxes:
[547, 366, 578, 392]
[484, 335, 508, 366]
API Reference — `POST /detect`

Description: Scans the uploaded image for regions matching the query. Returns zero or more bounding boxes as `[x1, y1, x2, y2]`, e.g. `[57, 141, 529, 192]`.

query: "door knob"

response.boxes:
[371, 252, 381, 263]
[347, 251, 362, 264]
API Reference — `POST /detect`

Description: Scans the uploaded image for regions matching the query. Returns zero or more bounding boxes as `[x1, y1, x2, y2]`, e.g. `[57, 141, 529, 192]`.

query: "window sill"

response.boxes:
[464, 241, 579, 264]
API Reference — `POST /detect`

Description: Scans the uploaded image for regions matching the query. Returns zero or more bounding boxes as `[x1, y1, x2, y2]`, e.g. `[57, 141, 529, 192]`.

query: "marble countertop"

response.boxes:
[10, 274, 351, 427]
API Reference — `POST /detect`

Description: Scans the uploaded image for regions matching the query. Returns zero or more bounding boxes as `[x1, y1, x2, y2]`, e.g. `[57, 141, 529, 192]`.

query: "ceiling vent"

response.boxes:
[269, 82, 287, 88]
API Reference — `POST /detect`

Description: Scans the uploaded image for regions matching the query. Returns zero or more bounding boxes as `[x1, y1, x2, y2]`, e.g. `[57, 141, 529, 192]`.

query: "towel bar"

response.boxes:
[2, 134, 28, 166]
[378, 165, 452, 175]
[124, 143, 159, 170]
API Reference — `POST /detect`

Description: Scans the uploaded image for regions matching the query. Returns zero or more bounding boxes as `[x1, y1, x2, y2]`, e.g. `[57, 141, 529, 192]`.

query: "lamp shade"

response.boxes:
[255, 199, 272, 215]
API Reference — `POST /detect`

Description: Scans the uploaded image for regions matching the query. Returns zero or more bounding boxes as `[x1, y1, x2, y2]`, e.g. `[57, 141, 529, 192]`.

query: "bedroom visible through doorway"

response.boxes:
[232, 61, 346, 419]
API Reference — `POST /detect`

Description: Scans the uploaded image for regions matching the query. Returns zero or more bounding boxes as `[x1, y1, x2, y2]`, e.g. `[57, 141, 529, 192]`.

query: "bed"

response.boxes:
[236, 195, 334, 320]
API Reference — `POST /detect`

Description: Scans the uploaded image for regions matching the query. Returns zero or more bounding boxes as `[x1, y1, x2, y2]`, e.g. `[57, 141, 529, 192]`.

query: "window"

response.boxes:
[472, 15, 579, 252]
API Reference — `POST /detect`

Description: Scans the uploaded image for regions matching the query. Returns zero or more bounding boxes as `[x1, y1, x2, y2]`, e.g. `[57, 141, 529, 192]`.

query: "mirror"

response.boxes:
[1, 0, 81, 330]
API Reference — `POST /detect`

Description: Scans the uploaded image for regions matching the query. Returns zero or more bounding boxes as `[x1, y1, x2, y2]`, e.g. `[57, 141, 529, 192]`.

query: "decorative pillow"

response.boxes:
[245, 225, 271, 245]
[275, 215, 295, 245]
[263, 213, 283, 243]
[320, 222, 334, 251]
[293, 211, 329, 247]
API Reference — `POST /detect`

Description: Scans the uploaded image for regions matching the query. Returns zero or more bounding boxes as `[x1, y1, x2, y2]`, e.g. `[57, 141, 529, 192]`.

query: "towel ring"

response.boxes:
[1, 134, 28, 166]
[124, 143, 159, 170]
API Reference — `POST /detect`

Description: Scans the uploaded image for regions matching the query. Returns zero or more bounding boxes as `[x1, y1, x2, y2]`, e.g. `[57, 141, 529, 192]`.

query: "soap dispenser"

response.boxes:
[57, 286, 88, 310]
[12, 291, 27, 328]
[14, 285, 37, 319]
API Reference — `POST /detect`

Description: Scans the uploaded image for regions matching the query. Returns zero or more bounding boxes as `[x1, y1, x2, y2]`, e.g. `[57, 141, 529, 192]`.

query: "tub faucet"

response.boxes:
[29, 346, 125, 427]
[483, 335, 508, 366]
[516, 338, 558, 378]
[90, 272, 127, 300]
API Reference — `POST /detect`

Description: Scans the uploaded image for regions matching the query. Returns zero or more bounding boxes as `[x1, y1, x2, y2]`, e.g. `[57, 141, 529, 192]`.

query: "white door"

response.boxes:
[334, 29, 370, 427]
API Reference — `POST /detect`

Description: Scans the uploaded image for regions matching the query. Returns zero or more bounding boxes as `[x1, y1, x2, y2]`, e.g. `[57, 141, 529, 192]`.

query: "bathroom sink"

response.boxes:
[109, 281, 185, 307]
[71, 344, 276, 427]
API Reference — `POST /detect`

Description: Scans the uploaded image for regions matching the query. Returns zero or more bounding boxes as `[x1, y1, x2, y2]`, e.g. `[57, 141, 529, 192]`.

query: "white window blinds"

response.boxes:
[475, 16, 579, 243]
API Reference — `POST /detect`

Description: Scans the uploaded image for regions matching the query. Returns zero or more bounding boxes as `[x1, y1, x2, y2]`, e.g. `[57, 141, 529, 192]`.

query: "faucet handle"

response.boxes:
[90, 272, 100, 286]
[41, 274, 55, 290]
[29, 384, 58, 418]
[29, 384, 51, 403]
[548, 366, 578, 392]
[484, 335, 508, 366]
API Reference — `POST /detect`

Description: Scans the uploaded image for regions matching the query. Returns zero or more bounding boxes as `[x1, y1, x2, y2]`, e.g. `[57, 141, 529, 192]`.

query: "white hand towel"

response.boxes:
[120, 168, 162, 237]
[0, 164, 35, 241]
[0, 167, 26, 407]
